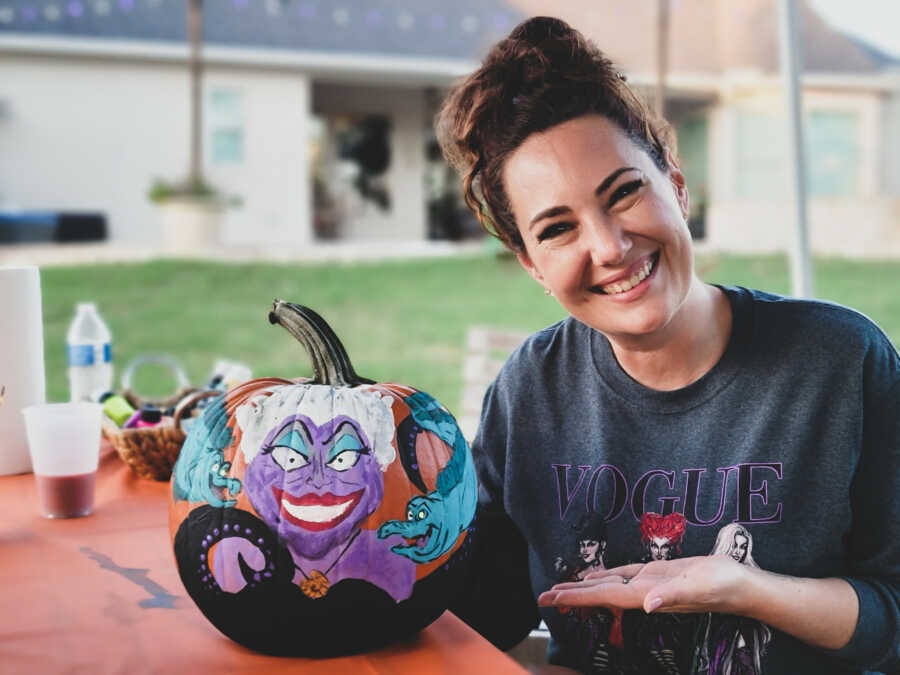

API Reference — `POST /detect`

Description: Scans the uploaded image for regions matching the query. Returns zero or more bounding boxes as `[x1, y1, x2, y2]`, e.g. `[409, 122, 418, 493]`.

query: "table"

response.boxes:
[0, 443, 526, 674]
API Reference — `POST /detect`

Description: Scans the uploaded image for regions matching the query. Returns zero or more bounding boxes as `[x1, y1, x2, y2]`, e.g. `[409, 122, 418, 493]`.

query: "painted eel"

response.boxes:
[376, 391, 477, 563]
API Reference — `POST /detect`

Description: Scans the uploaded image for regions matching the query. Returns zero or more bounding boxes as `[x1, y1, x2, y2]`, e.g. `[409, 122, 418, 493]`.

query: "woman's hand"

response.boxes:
[538, 555, 753, 615]
[540, 558, 858, 651]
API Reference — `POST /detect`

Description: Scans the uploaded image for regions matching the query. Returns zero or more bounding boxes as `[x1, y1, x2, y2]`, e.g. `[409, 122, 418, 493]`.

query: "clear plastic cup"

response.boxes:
[21, 402, 103, 518]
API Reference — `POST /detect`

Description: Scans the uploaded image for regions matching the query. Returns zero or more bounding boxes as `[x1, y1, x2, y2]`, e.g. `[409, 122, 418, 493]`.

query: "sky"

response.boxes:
[808, 0, 900, 59]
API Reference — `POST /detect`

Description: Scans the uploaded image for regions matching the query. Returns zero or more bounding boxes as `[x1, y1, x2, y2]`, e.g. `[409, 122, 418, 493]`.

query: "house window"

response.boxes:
[806, 110, 860, 197]
[209, 89, 244, 164]
[734, 108, 860, 199]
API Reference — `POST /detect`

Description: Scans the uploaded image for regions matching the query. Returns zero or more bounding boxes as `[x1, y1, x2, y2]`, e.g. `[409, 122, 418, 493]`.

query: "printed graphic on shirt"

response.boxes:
[550, 515, 772, 675]
[627, 512, 694, 675]
[693, 525, 772, 675]
[554, 513, 622, 673]
[552, 462, 784, 526]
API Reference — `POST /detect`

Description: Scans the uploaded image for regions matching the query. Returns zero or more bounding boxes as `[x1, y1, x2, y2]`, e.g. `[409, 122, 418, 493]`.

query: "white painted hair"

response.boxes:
[235, 384, 396, 471]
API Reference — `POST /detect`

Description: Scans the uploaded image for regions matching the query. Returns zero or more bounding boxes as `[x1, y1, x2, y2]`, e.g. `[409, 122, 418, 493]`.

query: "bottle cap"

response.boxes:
[139, 405, 163, 424]
[76, 302, 98, 313]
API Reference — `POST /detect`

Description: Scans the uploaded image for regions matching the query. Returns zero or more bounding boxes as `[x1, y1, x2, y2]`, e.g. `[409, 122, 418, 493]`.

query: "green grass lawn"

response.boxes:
[39, 252, 900, 410]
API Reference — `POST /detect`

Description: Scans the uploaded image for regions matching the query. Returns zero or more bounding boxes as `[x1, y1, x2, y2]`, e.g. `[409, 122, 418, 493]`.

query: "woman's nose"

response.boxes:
[585, 219, 631, 267]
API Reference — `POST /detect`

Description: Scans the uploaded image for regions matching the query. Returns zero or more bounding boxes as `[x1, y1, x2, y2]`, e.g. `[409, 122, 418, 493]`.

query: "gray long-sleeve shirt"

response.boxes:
[452, 285, 900, 674]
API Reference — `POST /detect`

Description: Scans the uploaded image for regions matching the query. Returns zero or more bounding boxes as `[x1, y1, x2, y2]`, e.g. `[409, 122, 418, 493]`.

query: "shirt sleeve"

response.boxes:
[449, 380, 542, 651]
[829, 355, 900, 671]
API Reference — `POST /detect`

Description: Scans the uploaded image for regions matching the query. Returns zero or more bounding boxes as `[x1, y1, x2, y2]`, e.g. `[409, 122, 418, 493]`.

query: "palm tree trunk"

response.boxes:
[187, 0, 203, 186]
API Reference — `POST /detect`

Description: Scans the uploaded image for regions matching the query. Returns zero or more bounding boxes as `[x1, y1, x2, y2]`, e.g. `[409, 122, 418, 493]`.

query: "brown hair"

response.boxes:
[436, 16, 676, 252]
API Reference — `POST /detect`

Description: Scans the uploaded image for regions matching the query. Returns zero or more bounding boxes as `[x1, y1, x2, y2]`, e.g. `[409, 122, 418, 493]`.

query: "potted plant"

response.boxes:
[149, 177, 224, 253]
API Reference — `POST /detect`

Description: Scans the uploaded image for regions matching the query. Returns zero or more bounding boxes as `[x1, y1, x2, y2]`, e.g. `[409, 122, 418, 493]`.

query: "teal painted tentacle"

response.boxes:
[375, 392, 477, 563]
[172, 396, 240, 507]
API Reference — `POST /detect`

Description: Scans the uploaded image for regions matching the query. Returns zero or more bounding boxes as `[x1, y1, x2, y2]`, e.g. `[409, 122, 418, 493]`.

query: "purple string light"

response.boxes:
[232, 0, 249, 8]
[67, 1, 84, 17]
[21, 5, 39, 21]
[365, 8, 382, 27]
[119, 0, 135, 12]
[430, 14, 446, 31]
[298, 2, 315, 19]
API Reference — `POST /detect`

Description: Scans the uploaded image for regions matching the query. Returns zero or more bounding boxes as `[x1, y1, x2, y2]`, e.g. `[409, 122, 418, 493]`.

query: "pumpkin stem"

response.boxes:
[269, 300, 374, 387]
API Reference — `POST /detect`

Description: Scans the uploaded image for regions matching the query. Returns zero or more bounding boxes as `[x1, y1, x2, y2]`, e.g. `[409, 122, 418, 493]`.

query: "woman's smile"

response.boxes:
[589, 250, 660, 299]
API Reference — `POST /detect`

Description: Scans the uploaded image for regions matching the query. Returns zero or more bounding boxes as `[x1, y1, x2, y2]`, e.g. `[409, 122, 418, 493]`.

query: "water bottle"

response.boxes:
[66, 302, 113, 402]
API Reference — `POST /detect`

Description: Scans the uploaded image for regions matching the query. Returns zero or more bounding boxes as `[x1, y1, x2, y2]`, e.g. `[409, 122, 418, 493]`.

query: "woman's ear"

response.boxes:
[516, 250, 549, 291]
[665, 148, 690, 220]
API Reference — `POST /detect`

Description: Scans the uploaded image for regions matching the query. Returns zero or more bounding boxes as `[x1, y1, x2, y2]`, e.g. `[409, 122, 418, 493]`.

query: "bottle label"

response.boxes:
[68, 343, 112, 366]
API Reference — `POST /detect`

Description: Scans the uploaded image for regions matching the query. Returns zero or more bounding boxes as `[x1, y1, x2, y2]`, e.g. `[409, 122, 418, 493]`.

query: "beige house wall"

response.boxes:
[706, 197, 900, 257]
[883, 90, 900, 196]
[705, 85, 900, 257]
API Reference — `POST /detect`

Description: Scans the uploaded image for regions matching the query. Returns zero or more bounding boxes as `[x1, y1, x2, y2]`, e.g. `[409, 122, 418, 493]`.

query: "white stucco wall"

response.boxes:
[204, 67, 312, 248]
[0, 53, 312, 248]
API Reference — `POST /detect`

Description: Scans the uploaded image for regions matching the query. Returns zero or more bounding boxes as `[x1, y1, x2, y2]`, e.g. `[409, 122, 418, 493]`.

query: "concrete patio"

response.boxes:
[0, 239, 488, 267]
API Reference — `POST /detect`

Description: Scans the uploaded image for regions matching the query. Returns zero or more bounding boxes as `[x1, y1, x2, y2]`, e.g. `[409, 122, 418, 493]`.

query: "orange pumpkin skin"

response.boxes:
[168, 303, 477, 656]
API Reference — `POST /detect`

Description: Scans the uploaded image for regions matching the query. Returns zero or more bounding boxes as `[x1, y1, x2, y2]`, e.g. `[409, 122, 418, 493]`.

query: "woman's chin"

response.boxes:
[581, 305, 673, 342]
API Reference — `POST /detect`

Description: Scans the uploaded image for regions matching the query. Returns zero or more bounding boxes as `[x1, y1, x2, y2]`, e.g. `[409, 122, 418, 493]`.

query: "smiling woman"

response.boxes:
[437, 16, 900, 675]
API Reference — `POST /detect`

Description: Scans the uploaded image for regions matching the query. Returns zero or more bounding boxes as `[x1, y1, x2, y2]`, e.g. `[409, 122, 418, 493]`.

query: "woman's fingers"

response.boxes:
[550, 575, 630, 591]
[539, 556, 745, 613]
[583, 563, 646, 580]
[538, 577, 646, 609]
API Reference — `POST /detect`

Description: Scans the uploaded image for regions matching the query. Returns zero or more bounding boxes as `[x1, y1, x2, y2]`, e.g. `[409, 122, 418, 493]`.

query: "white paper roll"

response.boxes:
[0, 266, 46, 475]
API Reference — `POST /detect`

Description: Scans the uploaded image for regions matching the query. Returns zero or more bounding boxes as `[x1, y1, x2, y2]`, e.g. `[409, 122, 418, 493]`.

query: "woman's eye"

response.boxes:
[608, 180, 644, 208]
[327, 450, 361, 472]
[271, 446, 309, 471]
[536, 221, 575, 242]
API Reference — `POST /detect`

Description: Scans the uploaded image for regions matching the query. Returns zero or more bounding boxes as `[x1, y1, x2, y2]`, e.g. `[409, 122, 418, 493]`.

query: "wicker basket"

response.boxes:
[103, 390, 220, 481]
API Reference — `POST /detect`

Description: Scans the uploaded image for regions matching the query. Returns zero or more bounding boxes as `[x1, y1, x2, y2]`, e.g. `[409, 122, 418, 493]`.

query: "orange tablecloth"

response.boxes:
[0, 443, 526, 674]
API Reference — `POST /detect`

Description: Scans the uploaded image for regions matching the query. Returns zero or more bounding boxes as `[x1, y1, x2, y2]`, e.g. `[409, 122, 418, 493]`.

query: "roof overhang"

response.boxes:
[3, 33, 897, 94]
[0, 32, 478, 87]
[718, 69, 900, 94]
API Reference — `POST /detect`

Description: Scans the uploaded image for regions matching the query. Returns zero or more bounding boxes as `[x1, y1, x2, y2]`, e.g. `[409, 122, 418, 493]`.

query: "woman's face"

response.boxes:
[504, 115, 694, 343]
[649, 536, 674, 561]
[579, 538, 601, 564]
[731, 533, 749, 563]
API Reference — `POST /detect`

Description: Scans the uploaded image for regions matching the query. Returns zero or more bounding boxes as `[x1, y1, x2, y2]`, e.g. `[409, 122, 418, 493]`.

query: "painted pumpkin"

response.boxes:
[168, 301, 478, 656]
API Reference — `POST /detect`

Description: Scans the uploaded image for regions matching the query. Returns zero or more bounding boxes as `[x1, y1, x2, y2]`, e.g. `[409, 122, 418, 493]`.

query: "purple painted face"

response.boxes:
[244, 414, 384, 560]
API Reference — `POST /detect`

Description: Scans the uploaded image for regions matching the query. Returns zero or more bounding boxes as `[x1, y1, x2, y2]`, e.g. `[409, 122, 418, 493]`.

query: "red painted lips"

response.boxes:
[271, 486, 364, 531]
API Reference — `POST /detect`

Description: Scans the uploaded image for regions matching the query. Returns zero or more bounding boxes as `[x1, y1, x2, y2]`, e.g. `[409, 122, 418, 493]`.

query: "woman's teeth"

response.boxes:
[601, 257, 654, 295]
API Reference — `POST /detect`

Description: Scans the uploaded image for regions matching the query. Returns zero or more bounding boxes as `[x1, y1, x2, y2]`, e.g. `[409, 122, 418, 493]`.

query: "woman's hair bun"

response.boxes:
[436, 16, 674, 252]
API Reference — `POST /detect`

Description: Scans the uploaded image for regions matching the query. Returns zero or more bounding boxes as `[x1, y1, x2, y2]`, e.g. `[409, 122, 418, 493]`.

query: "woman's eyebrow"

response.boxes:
[595, 166, 638, 197]
[528, 205, 571, 229]
[527, 166, 639, 229]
